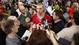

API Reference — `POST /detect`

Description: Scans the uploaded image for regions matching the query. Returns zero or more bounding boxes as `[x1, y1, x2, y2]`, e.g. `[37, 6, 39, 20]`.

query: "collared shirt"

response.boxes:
[16, 9, 21, 17]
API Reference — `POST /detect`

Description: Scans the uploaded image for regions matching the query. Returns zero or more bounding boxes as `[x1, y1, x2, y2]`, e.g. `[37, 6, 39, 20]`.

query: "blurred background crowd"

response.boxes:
[0, 0, 79, 45]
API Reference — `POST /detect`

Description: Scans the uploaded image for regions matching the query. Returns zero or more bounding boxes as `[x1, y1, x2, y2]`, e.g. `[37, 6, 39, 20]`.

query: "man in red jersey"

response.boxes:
[31, 3, 52, 25]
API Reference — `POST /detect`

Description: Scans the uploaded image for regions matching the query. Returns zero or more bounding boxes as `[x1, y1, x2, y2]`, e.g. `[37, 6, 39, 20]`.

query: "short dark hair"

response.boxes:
[73, 11, 79, 25]
[55, 10, 63, 19]
[4, 20, 15, 34]
[28, 30, 53, 45]
[17, 1, 24, 8]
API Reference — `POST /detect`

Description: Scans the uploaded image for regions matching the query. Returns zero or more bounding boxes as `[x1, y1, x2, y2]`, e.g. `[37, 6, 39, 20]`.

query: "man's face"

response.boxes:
[36, 5, 44, 14]
[19, 6, 26, 14]
[66, 1, 71, 7]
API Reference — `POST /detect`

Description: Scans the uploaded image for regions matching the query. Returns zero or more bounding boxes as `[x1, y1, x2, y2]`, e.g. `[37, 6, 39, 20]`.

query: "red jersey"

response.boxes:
[68, 7, 75, 17]
[31, 13, 52, 24]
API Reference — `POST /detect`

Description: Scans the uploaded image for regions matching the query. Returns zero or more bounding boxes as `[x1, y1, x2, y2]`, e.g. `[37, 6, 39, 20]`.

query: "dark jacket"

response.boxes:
[0, 28, 6, 45]
[54, 20, 65, 33]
